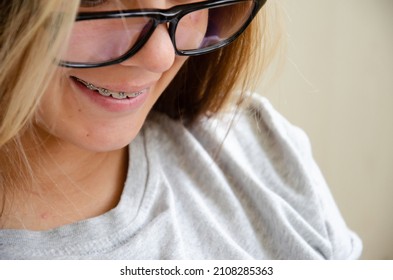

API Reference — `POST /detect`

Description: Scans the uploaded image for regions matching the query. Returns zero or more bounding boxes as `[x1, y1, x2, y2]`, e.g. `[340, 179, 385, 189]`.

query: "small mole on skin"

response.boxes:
[40, 212, 50, 220]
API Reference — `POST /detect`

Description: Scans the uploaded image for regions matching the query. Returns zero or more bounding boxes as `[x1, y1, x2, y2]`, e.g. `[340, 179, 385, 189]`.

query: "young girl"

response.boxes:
[0, 0, 361, 259]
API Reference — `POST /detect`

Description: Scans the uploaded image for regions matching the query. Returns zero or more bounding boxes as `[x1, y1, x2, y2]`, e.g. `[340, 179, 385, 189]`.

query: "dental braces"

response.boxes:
[75, 77, 143, 99]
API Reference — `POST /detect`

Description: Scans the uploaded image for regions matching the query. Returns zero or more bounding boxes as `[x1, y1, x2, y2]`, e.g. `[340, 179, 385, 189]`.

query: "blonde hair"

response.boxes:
[0, 0, 78, 146]
[0, 0, 79, 214]
[0, 0, 284, 215]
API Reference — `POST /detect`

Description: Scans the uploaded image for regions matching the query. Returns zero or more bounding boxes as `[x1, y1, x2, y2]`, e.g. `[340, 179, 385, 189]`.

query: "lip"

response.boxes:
[70, 76, 151, 113]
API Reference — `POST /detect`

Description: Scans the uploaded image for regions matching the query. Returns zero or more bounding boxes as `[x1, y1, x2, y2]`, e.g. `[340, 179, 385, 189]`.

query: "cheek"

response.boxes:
[63, 19, 147, 64]
[153, 56, 188, 95]
[176, 10, 209, 50]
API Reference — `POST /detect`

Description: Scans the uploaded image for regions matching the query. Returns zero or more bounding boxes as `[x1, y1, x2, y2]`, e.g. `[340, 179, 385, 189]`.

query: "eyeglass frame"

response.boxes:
[60, 0, 267, 68]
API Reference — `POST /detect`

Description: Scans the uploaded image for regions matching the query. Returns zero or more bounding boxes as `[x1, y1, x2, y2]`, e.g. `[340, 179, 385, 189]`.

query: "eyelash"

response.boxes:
[80, 0, 109, 8]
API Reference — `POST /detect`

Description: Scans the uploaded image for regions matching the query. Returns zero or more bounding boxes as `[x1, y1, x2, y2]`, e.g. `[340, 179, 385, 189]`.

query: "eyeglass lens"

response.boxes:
[62, 1, 254, 65]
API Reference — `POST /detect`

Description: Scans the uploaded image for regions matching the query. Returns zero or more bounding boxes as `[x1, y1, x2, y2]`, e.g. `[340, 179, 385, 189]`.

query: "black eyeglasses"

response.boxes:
[60, 0, 267, 68]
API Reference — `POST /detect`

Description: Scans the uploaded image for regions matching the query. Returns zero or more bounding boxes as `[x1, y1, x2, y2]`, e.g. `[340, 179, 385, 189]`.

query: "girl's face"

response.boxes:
[35, 0, 253, 152]
[37, 39, 187, 153]
[35, 1, 195, 152]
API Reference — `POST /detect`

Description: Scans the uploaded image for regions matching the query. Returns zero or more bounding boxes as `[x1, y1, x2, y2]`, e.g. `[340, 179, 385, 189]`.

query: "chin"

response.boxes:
[34, 117, 139, 153]
[60, 137, 132, 154]
[67, 127, 140, 153]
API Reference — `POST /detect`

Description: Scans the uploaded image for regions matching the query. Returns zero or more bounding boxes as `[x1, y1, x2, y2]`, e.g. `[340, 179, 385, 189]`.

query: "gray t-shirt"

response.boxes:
[0, 95, 362, 259]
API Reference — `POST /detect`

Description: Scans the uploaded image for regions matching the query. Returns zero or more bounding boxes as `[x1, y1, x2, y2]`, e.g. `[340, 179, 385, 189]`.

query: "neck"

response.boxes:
[1, 129, 128, 231]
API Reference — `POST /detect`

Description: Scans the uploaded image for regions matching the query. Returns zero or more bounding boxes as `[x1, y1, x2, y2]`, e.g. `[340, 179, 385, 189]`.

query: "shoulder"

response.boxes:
[144, 94, 362, 259]
[183, 94, 316, 183]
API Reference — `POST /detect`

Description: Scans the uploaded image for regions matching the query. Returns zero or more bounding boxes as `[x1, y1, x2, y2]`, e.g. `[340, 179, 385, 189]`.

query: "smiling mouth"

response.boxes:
[71, 76, 144, 100]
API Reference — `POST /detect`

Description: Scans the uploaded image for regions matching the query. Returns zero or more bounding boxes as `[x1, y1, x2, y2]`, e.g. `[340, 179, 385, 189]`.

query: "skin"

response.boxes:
[6, 23, 189, 231]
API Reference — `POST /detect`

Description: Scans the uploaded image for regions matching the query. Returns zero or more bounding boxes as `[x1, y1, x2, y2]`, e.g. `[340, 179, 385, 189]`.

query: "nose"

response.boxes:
[120, 24, 176, 73]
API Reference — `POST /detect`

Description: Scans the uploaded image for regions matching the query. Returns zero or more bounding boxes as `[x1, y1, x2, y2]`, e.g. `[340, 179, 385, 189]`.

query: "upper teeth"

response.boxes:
[74, 77, 143, 99]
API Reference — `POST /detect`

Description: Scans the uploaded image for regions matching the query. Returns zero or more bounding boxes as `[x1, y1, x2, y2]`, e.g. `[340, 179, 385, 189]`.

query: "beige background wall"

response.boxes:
[261, 0, 393, 259]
